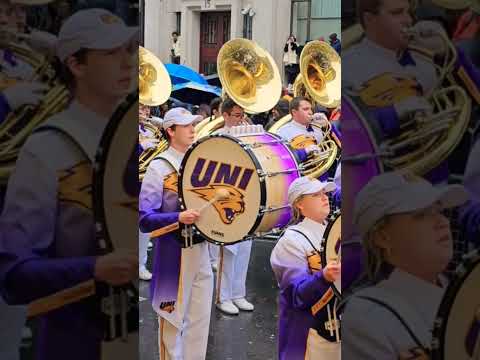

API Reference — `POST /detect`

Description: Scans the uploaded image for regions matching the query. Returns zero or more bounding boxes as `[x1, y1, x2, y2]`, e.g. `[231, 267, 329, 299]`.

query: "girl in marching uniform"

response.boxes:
[342, 172, 469, 359]
[270, 176, 341, 360]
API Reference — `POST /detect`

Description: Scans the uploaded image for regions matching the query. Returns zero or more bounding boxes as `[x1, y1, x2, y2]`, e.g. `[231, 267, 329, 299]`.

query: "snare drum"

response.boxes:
[431, 250, 480, 359]
[321, 211, 341, 297]
[93, 91, 139, 347]
[179, 132, 300, 245]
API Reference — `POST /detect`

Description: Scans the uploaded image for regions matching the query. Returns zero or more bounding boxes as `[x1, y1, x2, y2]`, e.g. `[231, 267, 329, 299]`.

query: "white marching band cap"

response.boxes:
[56, 8, 138, 62]
[353, 171, 469, 236]
[148, 116, 163, 128]
[162, 107, 202, 130]
[287, 176, 336, 205]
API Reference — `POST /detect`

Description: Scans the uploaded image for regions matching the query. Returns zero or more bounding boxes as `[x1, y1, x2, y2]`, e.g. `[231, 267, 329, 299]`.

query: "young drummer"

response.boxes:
[270, 176, 341, 360]
[139, 107, 213, 360]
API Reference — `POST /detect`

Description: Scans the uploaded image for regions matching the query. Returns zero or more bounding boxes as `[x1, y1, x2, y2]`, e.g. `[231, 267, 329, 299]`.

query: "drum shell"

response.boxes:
[179, 133, 300, 244]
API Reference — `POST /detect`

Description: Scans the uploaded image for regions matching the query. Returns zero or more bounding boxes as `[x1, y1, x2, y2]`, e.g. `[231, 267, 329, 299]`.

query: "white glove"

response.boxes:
[410, 21, 448, 56]
[312, 112, 329, 126]
[25, 31, 58, 58]
[149, 116, 163, 128]
[3, 82, 48, 110]
[305, 144, 321, 155]
[393, 96, 432, 120]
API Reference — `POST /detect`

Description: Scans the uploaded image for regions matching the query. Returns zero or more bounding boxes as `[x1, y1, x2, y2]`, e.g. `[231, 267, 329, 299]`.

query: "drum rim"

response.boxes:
[320, 209, 342, 298]
[92, 89, 139, 253]
[342, 94, 385, 173]
[431, 249, 480, 359]
[178, 133, 268, 244]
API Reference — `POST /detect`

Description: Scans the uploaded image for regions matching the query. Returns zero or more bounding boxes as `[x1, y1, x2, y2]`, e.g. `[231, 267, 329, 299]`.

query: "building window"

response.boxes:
[176, 12, 181, 35]
[202, 16, 218, 44]
[223, 14, 231, 42]
[291, 0, 341, 45]
[243, 14, 253, 39]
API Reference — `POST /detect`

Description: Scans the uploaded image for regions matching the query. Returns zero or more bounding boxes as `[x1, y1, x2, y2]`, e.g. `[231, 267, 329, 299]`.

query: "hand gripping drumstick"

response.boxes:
[27, 189, 231, 317]
[149, 188, 230, 238]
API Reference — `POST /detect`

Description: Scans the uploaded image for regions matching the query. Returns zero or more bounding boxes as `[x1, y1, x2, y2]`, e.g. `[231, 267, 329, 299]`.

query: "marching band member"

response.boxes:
[277, 96, 325, 149]
[212, 98, 255, 314]
[139, 107, 213, 360]
[0, 9, 138, 359]
[270, 176, 340, 360]
[344, 0, 480, 180]
[342, 172, 469, 359]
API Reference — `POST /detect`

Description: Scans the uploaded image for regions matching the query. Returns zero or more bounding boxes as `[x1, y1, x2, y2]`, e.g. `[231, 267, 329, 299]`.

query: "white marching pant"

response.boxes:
[217, 240, 252, 303]
[0, 297, 26, 360]
[158, 242, 213, 360]
[306, 329, 340, 360]
[208, 243, 218, 265]
[139, 230, 149, 269]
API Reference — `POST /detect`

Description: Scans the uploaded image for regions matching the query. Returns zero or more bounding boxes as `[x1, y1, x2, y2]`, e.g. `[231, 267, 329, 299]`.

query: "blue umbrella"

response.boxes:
[165, 63, 208, 85]
[171, 81, 222, 105]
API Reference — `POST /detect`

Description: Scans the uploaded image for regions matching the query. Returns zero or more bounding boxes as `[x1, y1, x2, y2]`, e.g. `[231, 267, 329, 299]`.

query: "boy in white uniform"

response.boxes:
[139, 107, 213, 360]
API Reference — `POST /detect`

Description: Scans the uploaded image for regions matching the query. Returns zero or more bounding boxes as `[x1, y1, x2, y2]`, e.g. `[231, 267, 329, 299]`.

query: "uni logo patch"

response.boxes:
[159, 301, 175, 313]
[189, 184, 245, 224]
[359, 73, 422, 107]
[290, 134, 316, 150]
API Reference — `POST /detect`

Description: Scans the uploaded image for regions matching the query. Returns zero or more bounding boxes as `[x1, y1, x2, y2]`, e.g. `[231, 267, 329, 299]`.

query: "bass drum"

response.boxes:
[179, 131, 300, 245]
[431, 250, 480, 359]
[342, 95, 383, 240]
[93, 91, 139, 355]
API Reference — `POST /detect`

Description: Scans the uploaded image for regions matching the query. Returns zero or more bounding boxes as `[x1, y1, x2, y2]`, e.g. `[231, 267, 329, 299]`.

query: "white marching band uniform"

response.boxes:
[140, 145, 213, 360]
[276, 118, 325, 145]
[342, 37, 438, 95]
[270, 217, 341, 360]
[342, 269, 446, 359]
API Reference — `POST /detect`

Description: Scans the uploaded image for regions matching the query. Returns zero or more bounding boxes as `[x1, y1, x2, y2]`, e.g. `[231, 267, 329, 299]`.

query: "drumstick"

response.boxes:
[333, 299, 340, 342]
[150, 189, 229, 239]
[327, 304, 334, 337]
[27, 279, 96, 317]
[28, 190, 230, 317]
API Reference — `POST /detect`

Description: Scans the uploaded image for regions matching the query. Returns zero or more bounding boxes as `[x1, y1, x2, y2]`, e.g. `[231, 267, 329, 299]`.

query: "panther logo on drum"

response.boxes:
[189, 184, 245, 224]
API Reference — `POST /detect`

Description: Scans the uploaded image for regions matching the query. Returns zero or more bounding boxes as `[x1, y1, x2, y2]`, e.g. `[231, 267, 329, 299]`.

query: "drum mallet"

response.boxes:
[149, 188, 230, 238]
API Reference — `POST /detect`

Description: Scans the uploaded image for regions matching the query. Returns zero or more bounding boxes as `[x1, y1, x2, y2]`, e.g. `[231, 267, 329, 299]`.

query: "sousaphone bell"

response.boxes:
[195, 38, 282, 138]
[138, 46, 171, 181]
[269, 40, 341, 179]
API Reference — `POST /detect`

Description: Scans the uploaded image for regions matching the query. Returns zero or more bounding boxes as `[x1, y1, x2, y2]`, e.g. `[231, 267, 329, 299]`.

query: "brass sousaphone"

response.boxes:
[138, 46, 171, 181]
[0, 37, 69, 183]
[195, 38, 282, 138]
[343, 23, 471, 175]
[269, 40, 341, 179]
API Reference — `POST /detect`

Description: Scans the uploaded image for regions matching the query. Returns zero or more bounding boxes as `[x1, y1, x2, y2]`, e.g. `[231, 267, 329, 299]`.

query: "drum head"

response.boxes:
[93, 91, 138, 257]
[179, 134, 263, 244]
[432, 250, 480, 359]
[321, 212, 341, 297]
